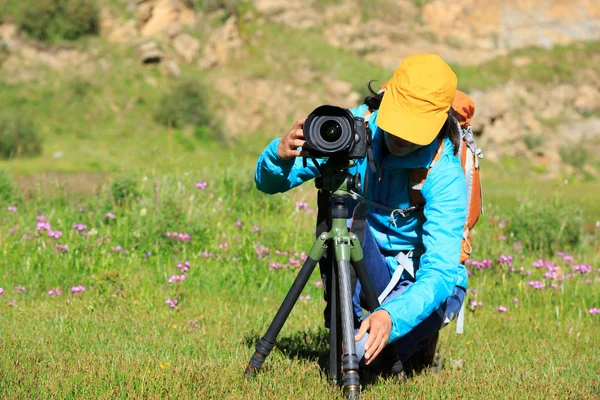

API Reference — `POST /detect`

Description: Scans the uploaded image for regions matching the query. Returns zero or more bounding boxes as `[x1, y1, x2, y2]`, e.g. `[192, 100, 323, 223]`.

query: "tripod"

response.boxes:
[245, 159, 380, 400]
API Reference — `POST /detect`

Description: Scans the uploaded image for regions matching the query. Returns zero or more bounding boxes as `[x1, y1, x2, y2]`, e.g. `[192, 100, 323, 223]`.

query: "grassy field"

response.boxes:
[0, 170, 599, 399]
[1, 4, 600, 397]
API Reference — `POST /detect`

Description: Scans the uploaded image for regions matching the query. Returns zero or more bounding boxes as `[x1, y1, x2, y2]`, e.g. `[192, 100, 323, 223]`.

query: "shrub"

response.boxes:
[0, 169, 20, 203]
[0, 114, 42, 159]
[18, 0, 99, 43]
[111, 176, 141, 206]
[523, 134, 545, 151]
[504, 198, 583, 255]
[154, 79, 216, 131]
[560, 144, 588, 170]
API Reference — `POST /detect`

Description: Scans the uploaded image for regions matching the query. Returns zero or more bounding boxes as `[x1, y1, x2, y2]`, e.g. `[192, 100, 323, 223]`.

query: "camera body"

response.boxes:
[303, 105, 369, 159]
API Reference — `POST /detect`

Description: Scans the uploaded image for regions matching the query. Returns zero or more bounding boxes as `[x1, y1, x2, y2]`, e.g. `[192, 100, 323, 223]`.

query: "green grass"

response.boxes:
[0, 172, 598, 398]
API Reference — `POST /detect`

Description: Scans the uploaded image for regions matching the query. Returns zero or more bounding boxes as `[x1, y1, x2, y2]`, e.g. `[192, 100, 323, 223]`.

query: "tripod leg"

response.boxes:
[245, 235, 328, 377]
[350, 235, 380, 312]
[328, 261, 342, 385]
[336, 256, 361, 400]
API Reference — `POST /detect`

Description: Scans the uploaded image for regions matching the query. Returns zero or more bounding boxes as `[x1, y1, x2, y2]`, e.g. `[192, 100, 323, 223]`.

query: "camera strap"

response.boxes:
[349, 190, 422, 227]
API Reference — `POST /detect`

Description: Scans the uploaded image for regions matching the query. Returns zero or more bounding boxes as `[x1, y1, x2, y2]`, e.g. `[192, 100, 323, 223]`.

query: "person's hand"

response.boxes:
[277, 117, 306, 160]
[354, 310, 392, 365]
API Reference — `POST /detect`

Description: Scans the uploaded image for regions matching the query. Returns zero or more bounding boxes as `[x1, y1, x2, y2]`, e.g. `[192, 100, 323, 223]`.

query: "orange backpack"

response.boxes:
[407, 90, 483, 263]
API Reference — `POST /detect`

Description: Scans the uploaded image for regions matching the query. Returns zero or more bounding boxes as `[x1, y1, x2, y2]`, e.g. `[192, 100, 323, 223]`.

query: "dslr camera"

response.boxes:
[303, 105, 369, 159]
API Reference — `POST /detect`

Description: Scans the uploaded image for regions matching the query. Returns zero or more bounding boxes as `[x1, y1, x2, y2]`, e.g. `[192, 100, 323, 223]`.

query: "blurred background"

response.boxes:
[0, 0, 599, 219]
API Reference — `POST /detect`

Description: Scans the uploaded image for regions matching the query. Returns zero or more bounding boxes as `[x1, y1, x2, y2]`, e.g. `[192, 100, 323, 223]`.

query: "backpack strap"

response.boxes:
[408, 141, 445, 220]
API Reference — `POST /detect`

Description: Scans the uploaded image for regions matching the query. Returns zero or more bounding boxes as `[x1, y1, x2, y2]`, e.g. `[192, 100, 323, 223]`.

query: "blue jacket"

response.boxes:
[255, 105, 468, 343]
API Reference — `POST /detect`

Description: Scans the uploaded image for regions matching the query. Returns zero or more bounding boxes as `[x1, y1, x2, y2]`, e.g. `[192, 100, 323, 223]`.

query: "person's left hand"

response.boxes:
[354, 310, 392, 365]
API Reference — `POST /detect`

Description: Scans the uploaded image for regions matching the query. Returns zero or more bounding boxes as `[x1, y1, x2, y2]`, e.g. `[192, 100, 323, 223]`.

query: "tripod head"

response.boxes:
[314, 157, 361, 195]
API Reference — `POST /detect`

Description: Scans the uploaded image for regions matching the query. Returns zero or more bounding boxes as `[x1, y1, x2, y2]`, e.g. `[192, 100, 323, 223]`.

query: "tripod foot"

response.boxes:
[344, 387, 360, 400]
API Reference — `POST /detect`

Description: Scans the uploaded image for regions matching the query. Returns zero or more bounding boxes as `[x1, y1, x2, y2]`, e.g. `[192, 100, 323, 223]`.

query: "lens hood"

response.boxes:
[304, 105, 355, 156]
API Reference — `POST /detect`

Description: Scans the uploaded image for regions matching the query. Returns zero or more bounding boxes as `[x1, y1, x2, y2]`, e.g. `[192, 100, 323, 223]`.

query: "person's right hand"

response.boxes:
[277, 117, 306, 160]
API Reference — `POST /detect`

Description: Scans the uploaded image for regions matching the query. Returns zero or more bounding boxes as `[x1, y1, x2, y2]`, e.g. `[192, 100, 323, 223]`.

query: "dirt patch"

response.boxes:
[16, 172, 108, 197]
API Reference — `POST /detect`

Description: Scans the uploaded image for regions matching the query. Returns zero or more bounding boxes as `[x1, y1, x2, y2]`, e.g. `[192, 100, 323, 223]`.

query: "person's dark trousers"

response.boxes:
[346, 215, 465, 370]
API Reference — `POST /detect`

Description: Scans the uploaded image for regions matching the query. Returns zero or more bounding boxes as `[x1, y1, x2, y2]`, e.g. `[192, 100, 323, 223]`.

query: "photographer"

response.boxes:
[255, 54, 468, 375]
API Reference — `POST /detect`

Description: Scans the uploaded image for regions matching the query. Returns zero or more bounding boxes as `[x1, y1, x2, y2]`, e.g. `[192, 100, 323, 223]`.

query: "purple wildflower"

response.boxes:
[48, 230, 62, 239]
[189, 319, 199, 329]
[252, 225, 260, 233]
[71, 285, 86, 294]
[201, 251, 213, 258]
[295, 201, 308, 210]
[48, 289, 61, 296]
[13, 285, 26, 293]
[498, 254, 513, 266]
[532, 259, 545, 268]
[218, 242, 229, 249]
[288, 258, 301, 267]
[572, 264, 592, 274]
[166, 232, 191, 242]
[55, 244, 69, 253]
[235, 220, 244, 229]
[112, 246, 122, 253]
[144, 251, 152, 258]
[496, 306, 507, 312]
[8, 300, 15, 307]
[165, 298, 178, 308]
[72, 223, 87, 232]
[269, 263, 282, 270]
[314, 280, 323, 286]
[465, 259, 493, 270]
[7, 206, 17, 212]
[527, 280, 544, 289]
[299, 295, 311, 301]
[589, 308, 600, 315]
[168, 275, 186, 284]
[36, 216, 51, 231]
[498, 235, 507, 241]
[105, 212, 116, 219]
[0, 288, 3, 295]
[196, 181, 207, 190]
[255, 245, 269, 259]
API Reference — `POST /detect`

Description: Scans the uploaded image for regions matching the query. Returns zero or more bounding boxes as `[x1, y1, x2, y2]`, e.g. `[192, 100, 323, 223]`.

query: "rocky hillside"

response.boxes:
[1, 0, 599, 177]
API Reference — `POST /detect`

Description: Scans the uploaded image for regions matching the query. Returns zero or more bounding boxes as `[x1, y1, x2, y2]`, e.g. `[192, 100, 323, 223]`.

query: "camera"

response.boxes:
[303, 105, 369, 159]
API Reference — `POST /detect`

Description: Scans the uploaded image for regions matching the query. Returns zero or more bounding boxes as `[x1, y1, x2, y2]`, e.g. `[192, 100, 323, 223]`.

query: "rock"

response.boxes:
[138, 0, 195, 37]
[0, 23, 18, 40]
[138, 41, 163, 64]
[172, 33, 201, 63]
[162, 59, 181, 78]
[512, 56, 531, 68]
[200, 16, 244, 68]
[107, 20, 139, 43]
[163, 23, 182, 40]
[574, 85, 600, 114]
[137, 2, 154, 24]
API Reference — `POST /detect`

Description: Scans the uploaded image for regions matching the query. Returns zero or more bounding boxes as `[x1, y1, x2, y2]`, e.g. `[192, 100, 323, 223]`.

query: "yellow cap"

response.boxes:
[377, 54, 457, 145]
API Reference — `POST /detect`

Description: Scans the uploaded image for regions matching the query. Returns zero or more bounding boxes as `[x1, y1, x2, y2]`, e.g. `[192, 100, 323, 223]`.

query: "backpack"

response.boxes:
[408, 93, 483, 263]
[362, 89, 484, 264]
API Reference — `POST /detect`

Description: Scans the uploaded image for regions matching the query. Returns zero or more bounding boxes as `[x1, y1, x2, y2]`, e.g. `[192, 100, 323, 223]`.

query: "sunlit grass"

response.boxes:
[0, 172, 599, 398]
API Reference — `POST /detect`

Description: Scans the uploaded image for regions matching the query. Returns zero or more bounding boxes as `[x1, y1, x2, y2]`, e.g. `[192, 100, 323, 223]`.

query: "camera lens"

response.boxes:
[303, 106, 355, 156]
[320, 121, 342, 143]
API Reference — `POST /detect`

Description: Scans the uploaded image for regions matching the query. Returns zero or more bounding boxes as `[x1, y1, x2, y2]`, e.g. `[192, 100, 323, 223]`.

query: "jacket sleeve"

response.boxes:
[254, 138, 321, 194]
[378, 152, 467, 343]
